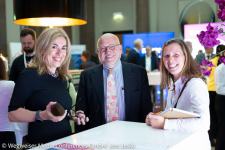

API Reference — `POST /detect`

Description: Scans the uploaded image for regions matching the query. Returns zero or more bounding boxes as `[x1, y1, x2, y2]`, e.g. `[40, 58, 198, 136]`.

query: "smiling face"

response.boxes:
[97, 34, 122, 68]
[45, 36, 67, 73]
[163, 43, 185, 81]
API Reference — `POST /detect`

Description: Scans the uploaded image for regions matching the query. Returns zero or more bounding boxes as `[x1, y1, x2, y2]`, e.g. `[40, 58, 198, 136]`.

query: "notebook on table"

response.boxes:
[158, 108, 200, 119]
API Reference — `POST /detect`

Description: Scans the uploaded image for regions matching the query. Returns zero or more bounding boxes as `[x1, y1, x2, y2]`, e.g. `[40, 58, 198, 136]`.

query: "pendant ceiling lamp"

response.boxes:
[13, 0, 87, 27]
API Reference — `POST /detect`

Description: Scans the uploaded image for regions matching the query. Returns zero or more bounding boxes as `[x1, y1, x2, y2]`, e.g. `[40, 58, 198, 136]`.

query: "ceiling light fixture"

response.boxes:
[13, 0, 87, 27]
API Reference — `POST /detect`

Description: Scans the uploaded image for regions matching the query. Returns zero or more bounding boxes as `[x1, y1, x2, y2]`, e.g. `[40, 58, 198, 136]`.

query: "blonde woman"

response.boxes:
[8, 28, 86, 145]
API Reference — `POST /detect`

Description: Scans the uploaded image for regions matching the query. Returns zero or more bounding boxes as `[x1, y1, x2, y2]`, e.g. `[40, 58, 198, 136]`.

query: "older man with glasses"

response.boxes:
[75, 33, 152, 133]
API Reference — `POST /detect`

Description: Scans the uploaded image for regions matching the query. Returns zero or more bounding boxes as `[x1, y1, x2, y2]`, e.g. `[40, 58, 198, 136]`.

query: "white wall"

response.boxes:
[5, 0, 20, 63]
[149, 0, 218, 38]
[94, 0, 136, 51]
[72, 26, 80, 44]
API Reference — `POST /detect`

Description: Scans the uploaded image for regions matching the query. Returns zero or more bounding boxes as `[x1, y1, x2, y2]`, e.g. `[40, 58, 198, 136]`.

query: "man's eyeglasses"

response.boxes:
[67, 98, 99, 119]
[98, 44, 120, 52]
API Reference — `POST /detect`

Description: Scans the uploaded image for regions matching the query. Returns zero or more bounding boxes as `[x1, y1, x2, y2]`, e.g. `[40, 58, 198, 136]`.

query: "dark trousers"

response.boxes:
[215, 94, 225, 150]
[208, 91, 218, 140]
[149, 85, 157, 110]
[0, 131, 16, 150]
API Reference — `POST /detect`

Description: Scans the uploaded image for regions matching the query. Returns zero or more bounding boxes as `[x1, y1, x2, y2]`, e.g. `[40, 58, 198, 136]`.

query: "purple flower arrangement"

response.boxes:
[196, 0, 225, 76]
[216, 0, 225, 21]
[197, 23, 221, 48]
[198, 60, 216, 76]
[220, 56, 225, 64]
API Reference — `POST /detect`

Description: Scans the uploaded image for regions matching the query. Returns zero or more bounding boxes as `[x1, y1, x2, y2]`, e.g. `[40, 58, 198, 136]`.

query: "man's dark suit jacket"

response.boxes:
[9, 53, 33, 82]
[141, 55, 159, 71]
[75, 62, 152, 133]
[79, 60, 96, 70]
[127, 50, 141, 66]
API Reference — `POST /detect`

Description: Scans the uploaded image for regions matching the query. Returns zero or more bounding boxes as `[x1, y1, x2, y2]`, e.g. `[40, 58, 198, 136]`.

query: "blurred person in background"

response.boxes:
[9, 28, 37, 82]
[214, 48, 225, 150]
[198, 50, 203, 54]
[127, 38, 142, 66]
[207, 45, 225, 146]
[195, 47, 214, 65]
[141, 46, 158, 73]
[141, 46, 159, 109]
[79, 50, 96, 70]
[121, 46, 131, 62]
[90, 53, 100, 65]
[0, 57, 16, 149]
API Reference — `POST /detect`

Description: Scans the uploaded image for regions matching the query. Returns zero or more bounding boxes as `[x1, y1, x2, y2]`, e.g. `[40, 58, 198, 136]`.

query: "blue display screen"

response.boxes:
[123, 32, 174, 101]
[123, 32, 175, 58]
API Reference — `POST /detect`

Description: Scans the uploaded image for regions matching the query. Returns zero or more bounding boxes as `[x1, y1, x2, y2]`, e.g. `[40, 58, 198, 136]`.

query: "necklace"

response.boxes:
[46, 70, 59, 78]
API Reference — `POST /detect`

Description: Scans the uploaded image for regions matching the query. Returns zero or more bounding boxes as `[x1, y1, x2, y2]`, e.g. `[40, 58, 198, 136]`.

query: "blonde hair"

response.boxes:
[31, 28, 72, 81]
[160, 38, 206, 90]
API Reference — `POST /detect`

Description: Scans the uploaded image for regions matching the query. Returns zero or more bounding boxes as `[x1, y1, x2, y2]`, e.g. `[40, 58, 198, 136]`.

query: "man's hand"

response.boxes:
[71, 110, 89, 125]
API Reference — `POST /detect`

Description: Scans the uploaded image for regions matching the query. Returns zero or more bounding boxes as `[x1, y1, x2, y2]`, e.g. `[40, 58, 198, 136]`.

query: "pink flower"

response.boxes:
[107, 88, 111, 93]
[112, 117, 117, 121]
[108, 82, 111, 87]
[115, 109, 118, 113]
[110, 102, 114, 106]
[220, 57, 225, 64]
[107, 113, 111, 117]
[116, 103, 118, 107]
[112, 95, 117, 99]
[107, 105, 109, 110]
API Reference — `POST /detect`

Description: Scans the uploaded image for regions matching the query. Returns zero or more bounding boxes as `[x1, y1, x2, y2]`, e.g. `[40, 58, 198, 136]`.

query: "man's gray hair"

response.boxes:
[134, 38, 143, 47]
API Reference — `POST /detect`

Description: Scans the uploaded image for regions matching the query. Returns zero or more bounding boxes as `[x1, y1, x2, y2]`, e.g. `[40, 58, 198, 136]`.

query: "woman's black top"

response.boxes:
[8, 68, 72, 144]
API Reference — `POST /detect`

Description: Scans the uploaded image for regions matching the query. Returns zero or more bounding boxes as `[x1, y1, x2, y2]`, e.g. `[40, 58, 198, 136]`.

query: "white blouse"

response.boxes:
[164, 77, 210, 132]
[214, 63, 225, 96]
[0, 80, 15, 131]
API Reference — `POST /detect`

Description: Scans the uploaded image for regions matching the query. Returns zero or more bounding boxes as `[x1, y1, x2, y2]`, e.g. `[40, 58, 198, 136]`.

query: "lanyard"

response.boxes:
[23, 51, 34, 68]
[170, 78, 192, 108]
[170, 88, 181, 108]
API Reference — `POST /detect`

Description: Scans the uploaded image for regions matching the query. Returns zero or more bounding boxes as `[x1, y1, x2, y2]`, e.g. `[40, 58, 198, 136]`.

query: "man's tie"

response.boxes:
[106, 68, 118, 123]
[207, 55, 210, 60]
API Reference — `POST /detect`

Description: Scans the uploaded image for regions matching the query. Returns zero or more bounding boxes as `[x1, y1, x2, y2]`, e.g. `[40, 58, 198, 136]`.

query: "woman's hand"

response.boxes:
[145, 112, 155, 126]
[71, 110, 89, 125]
[41, 102, 67, 122]
[148, 113, 165, 129]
